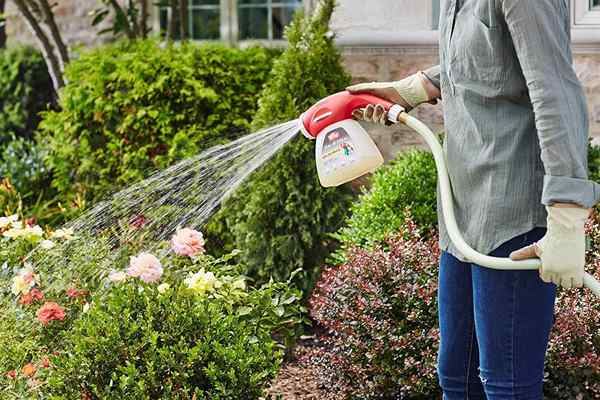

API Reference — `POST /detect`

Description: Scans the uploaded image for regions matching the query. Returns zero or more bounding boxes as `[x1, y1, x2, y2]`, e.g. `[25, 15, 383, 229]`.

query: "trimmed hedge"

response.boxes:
[39, 40, 279, 204]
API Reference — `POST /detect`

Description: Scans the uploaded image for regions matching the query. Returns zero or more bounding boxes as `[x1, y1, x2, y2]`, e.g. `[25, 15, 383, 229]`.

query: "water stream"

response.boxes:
[4, 120, 301, 295]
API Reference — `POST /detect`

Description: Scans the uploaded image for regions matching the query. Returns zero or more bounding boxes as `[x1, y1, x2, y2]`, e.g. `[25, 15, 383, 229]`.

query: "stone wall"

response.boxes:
[4, 0, 116, 49]
[341, 51, 600, 161]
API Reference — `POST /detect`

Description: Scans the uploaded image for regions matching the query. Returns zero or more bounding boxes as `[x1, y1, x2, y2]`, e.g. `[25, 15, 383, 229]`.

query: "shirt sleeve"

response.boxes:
[423, 65, 441, 91]
[500, 0, 600, 208]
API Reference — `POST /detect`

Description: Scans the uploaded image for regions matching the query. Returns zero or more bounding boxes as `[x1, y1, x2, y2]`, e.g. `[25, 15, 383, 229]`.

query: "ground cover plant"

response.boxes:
[208, 0, 353, 294]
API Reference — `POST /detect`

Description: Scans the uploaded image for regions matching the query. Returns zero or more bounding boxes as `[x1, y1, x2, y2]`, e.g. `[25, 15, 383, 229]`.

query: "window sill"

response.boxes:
[335, 29, 600, 54]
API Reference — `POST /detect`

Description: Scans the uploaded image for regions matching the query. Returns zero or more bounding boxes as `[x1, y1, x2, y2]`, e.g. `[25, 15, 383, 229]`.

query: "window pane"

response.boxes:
[272, 6, 297, 39]
[239, 7, 269, 39]
[239, 0, 267, 4]
[191, 9, 220, 39]
[192, 0, 219, 4]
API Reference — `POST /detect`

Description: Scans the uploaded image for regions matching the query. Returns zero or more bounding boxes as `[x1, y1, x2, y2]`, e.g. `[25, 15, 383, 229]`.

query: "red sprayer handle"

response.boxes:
[300, 91, 393, 139]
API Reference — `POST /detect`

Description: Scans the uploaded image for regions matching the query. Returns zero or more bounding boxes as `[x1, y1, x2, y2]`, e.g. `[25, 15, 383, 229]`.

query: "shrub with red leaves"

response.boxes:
[309, 217, 442, 399]
[543, 210, 600, 399]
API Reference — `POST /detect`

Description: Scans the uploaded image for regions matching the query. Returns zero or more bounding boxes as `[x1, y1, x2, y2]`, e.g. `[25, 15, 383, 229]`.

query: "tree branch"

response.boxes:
[139, 0, 148, 38]
[167, 0, 177, 40]
[178, 0, 188, 41]
[35, 0, 69, 69]
[12, 0, 64, 91]
[107, 0, 134, 39]
[0, 0, 6, 49]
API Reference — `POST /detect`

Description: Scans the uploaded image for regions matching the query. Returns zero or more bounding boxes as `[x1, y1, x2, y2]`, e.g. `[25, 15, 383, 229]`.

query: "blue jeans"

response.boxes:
[437, 228, 557, 400]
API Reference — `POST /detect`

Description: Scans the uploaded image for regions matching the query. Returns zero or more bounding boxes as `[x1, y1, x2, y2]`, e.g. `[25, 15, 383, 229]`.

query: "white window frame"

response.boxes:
[153, 0, 302, 46]
[571, 0, 600, 52]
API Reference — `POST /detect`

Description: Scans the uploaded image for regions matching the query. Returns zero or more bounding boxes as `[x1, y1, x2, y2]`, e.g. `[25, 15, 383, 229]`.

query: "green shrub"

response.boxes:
[0, 136, 49, 197]
[45, 281, 291, 399]
[588, 140, 600, 184]
[0, 219, 305, 399]
[329, 149, 437, 263]
[39, 40, 278, 204]
[0, 46, 54, 145]
[208, 0, 353, 293]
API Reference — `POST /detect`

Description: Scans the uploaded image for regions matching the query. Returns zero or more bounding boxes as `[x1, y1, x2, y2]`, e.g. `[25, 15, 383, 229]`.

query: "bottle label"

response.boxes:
[320, 127, 357, 174]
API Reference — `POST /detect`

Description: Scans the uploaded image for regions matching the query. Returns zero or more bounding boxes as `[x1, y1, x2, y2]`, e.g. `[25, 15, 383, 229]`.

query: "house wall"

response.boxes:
[4, 0, 600, 160]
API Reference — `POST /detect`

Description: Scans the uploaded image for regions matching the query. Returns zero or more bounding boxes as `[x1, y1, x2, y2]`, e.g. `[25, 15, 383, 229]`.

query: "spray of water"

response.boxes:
[2, 120, 300, 296]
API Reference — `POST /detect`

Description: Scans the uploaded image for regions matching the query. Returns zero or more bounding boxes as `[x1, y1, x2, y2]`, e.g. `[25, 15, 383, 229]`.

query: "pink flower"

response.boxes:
[127, 253, 163, 283]
[129, 214, 148, 230]
[5, 370, 16, 379]
[36, 302, 66, 326]
[171, 228, 205, 257]
[66, 287, 88, 299]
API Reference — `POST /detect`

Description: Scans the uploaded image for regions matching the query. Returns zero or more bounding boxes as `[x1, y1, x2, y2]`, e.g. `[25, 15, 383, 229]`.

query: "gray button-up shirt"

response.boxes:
[427, 0, 600, 259]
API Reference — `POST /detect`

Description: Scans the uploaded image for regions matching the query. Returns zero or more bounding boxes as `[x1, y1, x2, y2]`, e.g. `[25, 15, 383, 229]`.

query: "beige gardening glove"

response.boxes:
[347, 71, 440, 125]
[510, 204, 590, 288]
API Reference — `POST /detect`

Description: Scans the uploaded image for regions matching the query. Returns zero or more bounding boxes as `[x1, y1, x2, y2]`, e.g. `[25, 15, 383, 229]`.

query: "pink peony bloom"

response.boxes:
[19, 288, 44, 306]
[171, 228, 205, 257]
[127, 253, 163, 283]
[36, 302, 66, 326]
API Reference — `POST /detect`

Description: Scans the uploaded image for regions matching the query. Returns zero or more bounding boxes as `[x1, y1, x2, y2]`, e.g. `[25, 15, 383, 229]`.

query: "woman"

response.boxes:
[348, 0, 600, 399]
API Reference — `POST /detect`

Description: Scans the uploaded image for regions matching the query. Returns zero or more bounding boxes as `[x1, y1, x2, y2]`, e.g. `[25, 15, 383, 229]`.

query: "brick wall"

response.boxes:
[341, 52, 600, 161]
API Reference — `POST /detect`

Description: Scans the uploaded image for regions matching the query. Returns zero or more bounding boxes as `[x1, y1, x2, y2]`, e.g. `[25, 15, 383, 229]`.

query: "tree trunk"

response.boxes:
[35, 0, 69, 69]
[167, 0, 177, 40]
[13, 0, 64, 91]
[178, 0, 188, 41]
[0, 0, 6, 49]
[139, 0, 148, 38]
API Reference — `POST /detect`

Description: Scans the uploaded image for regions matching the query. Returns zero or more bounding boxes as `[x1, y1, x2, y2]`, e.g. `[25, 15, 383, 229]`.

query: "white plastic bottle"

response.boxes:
[315, 119, 384, 187]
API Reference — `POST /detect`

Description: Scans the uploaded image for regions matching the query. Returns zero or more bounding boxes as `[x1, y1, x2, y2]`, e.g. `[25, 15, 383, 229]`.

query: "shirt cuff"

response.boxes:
[542, 175, 600, 208]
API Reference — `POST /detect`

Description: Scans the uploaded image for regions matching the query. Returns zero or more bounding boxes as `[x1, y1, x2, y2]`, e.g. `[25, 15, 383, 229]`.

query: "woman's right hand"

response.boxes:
[347, 71, 440, 125]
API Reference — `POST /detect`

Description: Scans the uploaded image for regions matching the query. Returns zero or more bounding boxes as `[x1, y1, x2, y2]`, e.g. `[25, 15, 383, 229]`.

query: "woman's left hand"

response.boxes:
[509, 204, 589, 289]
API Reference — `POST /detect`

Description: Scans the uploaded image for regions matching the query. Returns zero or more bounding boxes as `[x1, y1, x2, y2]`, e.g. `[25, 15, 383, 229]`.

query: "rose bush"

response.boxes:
[0, 218, 305, 399]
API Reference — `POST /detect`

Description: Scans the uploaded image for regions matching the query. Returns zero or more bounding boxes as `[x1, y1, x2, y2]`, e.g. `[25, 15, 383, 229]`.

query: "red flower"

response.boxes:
[130, 214, 148, 230]
[36, 302, 66, 326]
[5, 370, 16, 379]
[40, 357, 50, 369]
[19, 288, 44, 305]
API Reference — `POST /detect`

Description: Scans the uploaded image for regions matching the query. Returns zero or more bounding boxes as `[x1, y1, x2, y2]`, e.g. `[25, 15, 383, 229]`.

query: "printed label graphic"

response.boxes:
[320, 127, 357, 173]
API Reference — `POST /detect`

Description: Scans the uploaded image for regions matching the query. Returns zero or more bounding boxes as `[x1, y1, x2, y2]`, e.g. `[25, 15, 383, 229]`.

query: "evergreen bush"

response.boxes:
[0, 46, 54, 146]
[208, 0, 353, 293]
[39, 40, 278, 204]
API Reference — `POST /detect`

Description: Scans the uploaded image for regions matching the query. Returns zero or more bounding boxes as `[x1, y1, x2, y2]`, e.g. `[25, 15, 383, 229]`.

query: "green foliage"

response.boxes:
[0, 221, 305, 399]
[588, 140, 600, 184]
[0, 46, 54, 145]
[329, 149, 437, 263]
[45, 282, 286, 399]
[0, 136, 49, 197]
[208, 0, 353, 293]
[39, 39, 278, 204]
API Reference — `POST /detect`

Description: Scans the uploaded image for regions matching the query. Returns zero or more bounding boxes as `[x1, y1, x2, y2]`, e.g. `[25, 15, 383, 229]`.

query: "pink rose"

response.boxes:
[171, 228, 205, 257]
[127, 253, 163, 283]
[36, 302, 66, 326]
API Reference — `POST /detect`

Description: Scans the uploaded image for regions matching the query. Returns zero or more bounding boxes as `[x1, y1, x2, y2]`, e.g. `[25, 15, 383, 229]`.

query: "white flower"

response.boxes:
[108, 270, 127, 283]
[5, 224, 44, 241]
[51, 228, 75, 240]
[232, 278, 246, 291]
[39, 240, 56, 250]
[157, 283, 171, 294]
[0, 215, 19, 229]
[83, 302, 91, 313]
